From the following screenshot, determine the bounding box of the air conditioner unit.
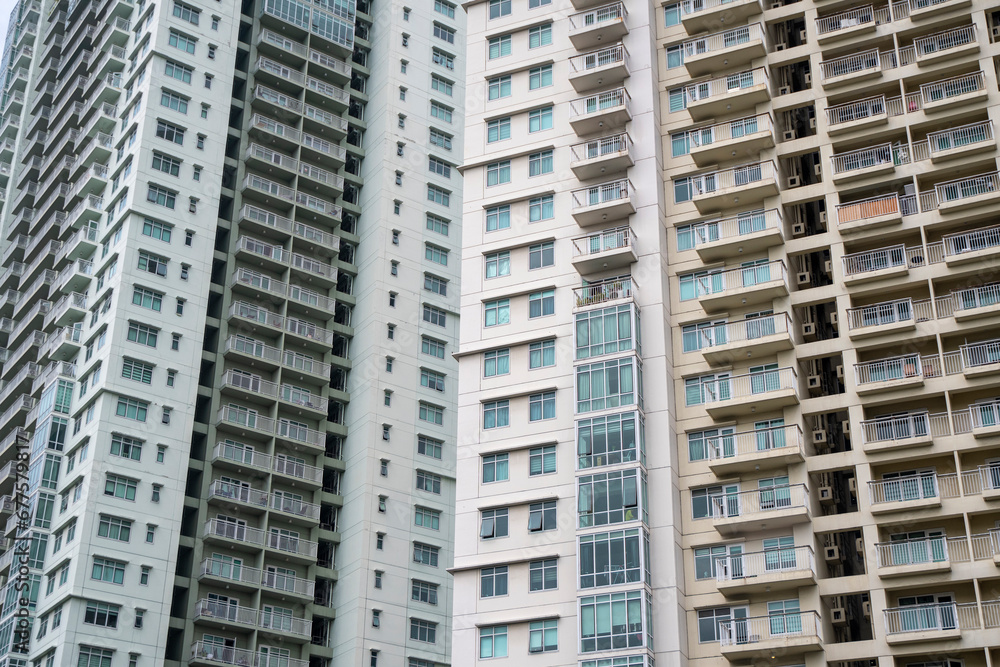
[771,1,781,7]
[778,85,792,95]
[819,486,834,503]
[836,364,844,379]
[818,210,828,224]
[799,29,808,42]
[824,545,841,562]
[993,26,1000,38]
[787,175,801,187]
[814,163,823,176]
[829,312,839,326]
[809,117,817,129]
[862,601,872,618]
[832,608,848,625]
[783,129,796,141]
[808,374,822,388]
[776,42,787,51]
[792,222,806,237]
[849,478,857,494]
[812,428,827,444]
[797,271,811,285]
[841,420,851,437]
[804,72,813,85]
[824,260,833,275]
[856,537,864,553]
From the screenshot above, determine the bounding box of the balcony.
[686,161,779,213]
[269,495,321,525]
[261,568,316,601]
[714,545,816,596]
[941,222,1000,266]
[568,88,631,135]
[826,96,891,135]
[895,0,970,19]
[699,366,799,419]
[207,479,269,513]
[966,464,1000,500]
[189,642,257,667]
[203,518,267,551]
[573,276,637,310]
[689,114,774,168]
[259,610,311,641]
[884,602,977,643]
[860,411,948,451]
[831,143,909,183]
[265,530,318,562]
[571,225,637,273]
[874,535,966,578]
[946,284,1000,322]
[846,298,933,339]
[275,419,325,452]
[685,68,770,121]
[211,440,273,475]
[222,335,281,372]
[568,3,628,50]
[815,6,886,43]
[681,0,761,30]
[682,24,766,77]
[239,204,340,257]
[706,424,804,475]
[709,484,810,535]
[910,24,977,65]
[272,455,324,487]
[228,301,284,336]
[920,171,1000,213]
[719,611,822,660]
[868,472,958,514]
[194,599,258,630]
[242,173,295,210]
[570,133,633,180]
[967,399,1000,438]
[692,313,794,366]
[568,44,629,93]
[695,260,788,311]
[198,557,262,592]
[688,208,783,262]
[842,244,925,286]
[921,121,995,163]
[571,179,635,226]
[918,71,986,112]
[854,353,941,396]
[820,49,895,87]
[216,405,276,441]
[957,339,1000,378]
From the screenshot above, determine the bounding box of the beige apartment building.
[456,0,1000,666]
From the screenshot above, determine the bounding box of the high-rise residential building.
[457,0,1000,666]
[0,0,463,664]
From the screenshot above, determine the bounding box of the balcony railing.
[573,277,637,308]
[925,121,993,159]
[685,161,777,198]
[694,367,797,406]
[831,143,908,174]
[874,535,968,568]
[860,411,950,445]
[212,441,272,471]
[569,87,630,118]
[714,545,814,582]
[190,642,256,666]
[571,133,631,163]
[194,599,259,626]
[262,569,315,597]
[884,602,979,635]
[842,245,924,276]
[854,354,931,385]
[270,495,320,520]
[687,260,787,299]
[920,171,1000,211]
[690,114,772,149]
[890,0,964,16]
[569,43,628,74]
[682,23,764,58]
[570,2,627,28]
[820,49,895,79]
[942,222,1000,258]
[203,518,267,546]
[912,24,975,59]
[685,68,768,106]
[960,339,1000,370]
[266,530,318,558]
[815,5,886,35]
[572,226,636,258]
[919,71,985,107]
[217,405,276,434]
[846,297,933,330]
[684,313,792,352]
[571,179,634,209]
[719,611,821,647]
[199,557,262,586]
[706,423,802,461]
[208,479,269,506]
[868,472,960,505]
[709,484,809,519]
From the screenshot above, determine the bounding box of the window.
[577,358,640,412]
[374,571,383,589]
[132,286,163,311]
[486,117,511,143]
[433,23,455,43]
[480,626,508,658]
[529,150,554,176]
[664,2,681,25]
[168,30,197,54]
[418,436,443,460]
[530,0,551,6]
[414,507,441,530]
[164,60,193,83]
[424,274,448,296]
[152,152,181,177]
[156,119,185,144]
[486,161,511,186]
[423,305,447,327]
[196,134,205,149]
[416,471,442,494]
[529,620,558,653]
[211,15,219,29]
[530,445,556,475]
[576,304,638,360]
[92,557,126,584]
[426,213,450,236]
[581,591,648,652]
[488,75,511,100]
[529,559,558,591]
[578,412,643,469]
[486,205,510,231]
[695,543,743,580]
[668,86,686,113]
[432,48,454,69]
[116,397,148,422]
[422,337,446,359]
[420,369,445,392]
[480,566,507,597]
[580,528,647,587]
[157,445,166,462]
[430,101,453,123]
[484,299,510,327]
[79,647,115,667]
[110,434,143,460]
[147,184,176,208]
[427,185,451,206]
[480,508,508,538]
[485,349,510,377]
[482,453,509,482]
[528,106,554,133]
[579,469,645,527]
[528,500,557,531]
[485,251,510,279]
[419,402,444,425]
[172,0,200,24]
[529,392,556,421]
[412,580,438,605]
[529,290,555,318]
[171,334,181,350]
[529,65,553,89]
[160,90,188,113]
[530,340,555,368]
[484,400,510,429]
[431,75,453,96]
[402,34,409,46]
[489,0,511,19]
[204,74,213,89]
[127,322,158,347]
[411,618,437,644]
[122,359,153,384]
[529,24,552,48]
[425,243,449,265]
[142,218,172,242]
[434,0,456,18]
[698,607,738,643]
[138,250,168,276]
[429,129,452,150]
[105,474,138,500]
[529,242,554,269]
[84,601,120,628]
[529,195,554,222]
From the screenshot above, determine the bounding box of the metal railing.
[203,519,267,546]
[961,339,1000,369]
[695,367,797,406]
[190,642,255,666]
[273,456,323,484]
[968,400,1000,430]
[921,171,1000,211]
[715,545,814,582]
[573,277,637,308]
[842,245,923,276]
[913,24,975,59]
[572,178,634,209]
[709,484,809,519]
[720,611,821,646]
[200,558,262,586]
[884,602,979,634]
[706,423,802,461]
[926,121,993,158]
[194,599,259,625]
[847,298,932,330]
[826,96,887,127]
[243,174,295,201]
[571,133,631,163]
[689,114,772,148]
[816,5,881,35]
[569,43,629,74]
[266,530,318,558]
[239,204,339,252]
[685,68,768,105]
[569,87,630,118]
[684,312,792,353]
[571,2,627,28]
[212,441,272,471]
[208,479,269,506]
[874,535,967,567]
[820,49,893,79]
[270,495,321,520]
[572,226,636,258]
[686,161,778,198]
[831,143,908,174]
[694,260,787,299]
[216,405,276,434]
[869,473,959,504]
[920,71,985,106]
[682,23,764,58]
[854,355,927,386]
[942,222,1000,257]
